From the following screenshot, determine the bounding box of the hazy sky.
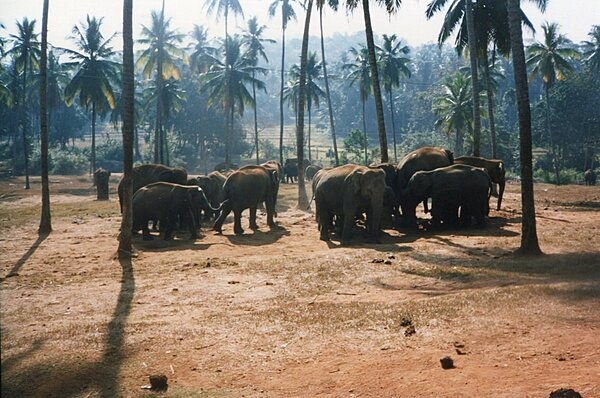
[1,0,598,51]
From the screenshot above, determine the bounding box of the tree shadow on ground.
[1,232,49,280]
[0,257,135,398]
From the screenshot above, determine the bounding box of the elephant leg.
[233,210,244,235]
[162,216,174,240]
[186,209,199,240]
[341,206,356,245]
[142,223,153,241]
[249,206,259,230]
[317,209,331,241]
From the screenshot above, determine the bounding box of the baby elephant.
[132,182,216,240]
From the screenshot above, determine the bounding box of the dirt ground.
[1,174,599,398]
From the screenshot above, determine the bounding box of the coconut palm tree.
[203,0,244,50]
[8,17,41,189]
[344,0,403,163]
[119,0,135,256]
[582,25,600,74]
[269,0,302,165]
[62,15,119,175]
[343,44,372,165]
[433,71,473,156]
[317,0,340,165]
[242,16,275,164]
[137,8,186,164]
[201,34,267,164]
[506,0,542,255]
[189,25,217,74]
[376,34,411,162]
[39,0,51,234]
[526,22,580,184]
[295,0,314,209]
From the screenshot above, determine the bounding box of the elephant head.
[344,166,386,243]
[454,156,505,210]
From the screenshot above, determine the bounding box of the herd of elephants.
[112,146,507,244]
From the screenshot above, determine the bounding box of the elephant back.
[396,147,454,189]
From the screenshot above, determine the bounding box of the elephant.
[305,164,322,181]
[212,164,279,235]
[283,158,311,183]
[118,163,188,212]
[405,164,492,229]
[194,171,226,219]
[584,169,596,186]
[370,162,400,225]
[454,156,505,210]
[93,168,111,200]
[132,182,216,240]
[396,147,454,226]
[313,164,386,244]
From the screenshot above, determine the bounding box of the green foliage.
[533,167,582,185]
[50,148,89,175]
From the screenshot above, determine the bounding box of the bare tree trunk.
[91,102,96,175]
[279,19,287,166]
[296,0,313,209]
[483,53,498,158]
[118,0,135,256]
[465,0,481,157]
[319,6,339,166]
[506,0,541,255]
[39,0,52,235]
[361,0,388,163]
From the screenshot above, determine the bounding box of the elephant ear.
[268,169,279,186]
[347,169,363,195]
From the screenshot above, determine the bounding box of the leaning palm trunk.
[506,0,541,255]
[387,86,398,162]
[278,23,287,166]
[319,6,339,166]
[361,0,388,163]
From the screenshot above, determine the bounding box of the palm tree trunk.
[361,0,388,163]
[544,86,560,184]
[388,86,398,162]
[39,0,51,235]
[119,0,135,256]
[362,98,367,165]
[465,0,481,157]
[91,102,97,175]
[252,76,259,164]
[506,0,541,255]
[296,0,313,209]
[278,20,287,166]
[22,59,30,189]
[483,53,498,158]
[319,6,339,166]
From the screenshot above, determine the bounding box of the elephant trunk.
[497,181,505,210]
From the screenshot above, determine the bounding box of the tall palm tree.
[345,0,403,163]
[242,16,275,164]
[201,34,267,164]
[137,8,186,164]
[377,34,411,162]
[343,44,372,165]
[286,53,325,162]
[8,17,40,189]
[464,0,481,157]
[203,0,244,50]
[582,25,600,74]
[296,0,314,209]
[317,0,340,165]
[269,0,301,165]
[119,0,134,256]
[506,0,541,255]
[189,25,216,74]
[526,22,580,184]
[39,0,51,234]
[62,15,119,175]
[433,71,473,155]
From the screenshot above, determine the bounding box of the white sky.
[1,0,598,51]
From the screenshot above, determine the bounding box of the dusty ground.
[1,174,599,398]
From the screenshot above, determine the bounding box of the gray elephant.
[584,169,596,186]
[283,158,311,183]
[305,164,322,180]
[118,163,188,212]
[132,182,216,240]
[405,164,492,229]
[213,164,279,235]
[194,171,226,219]
[370,162,400,225]
[454,156,505,210]
[94,168,111,200]
[313,164,386,244]
[396,147,454,225]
